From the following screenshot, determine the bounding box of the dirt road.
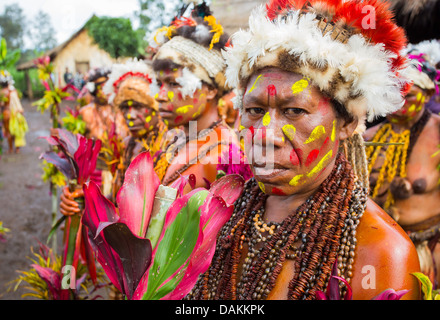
[0,99,64,299]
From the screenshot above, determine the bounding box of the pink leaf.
[116,151,160,238]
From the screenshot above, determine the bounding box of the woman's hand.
[60,186,84,216]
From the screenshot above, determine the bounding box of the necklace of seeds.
[186,152,367,300]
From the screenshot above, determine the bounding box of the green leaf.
[411,272,433,300]
[46,215,66,244]
[0,38,7,61]
[144,190,208,300]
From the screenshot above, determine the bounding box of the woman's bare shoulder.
[350,199,421,299]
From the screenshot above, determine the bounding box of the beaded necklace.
[366,108,432,209]
[186,153,367,300]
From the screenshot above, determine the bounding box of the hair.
[0,81,8,88]
[152,59,182,73]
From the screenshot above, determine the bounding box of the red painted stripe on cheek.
[290,148,302,166]
[306,149,319,166]
[272,187,286,195]
[319,136,330,154]
[175,115,183,123]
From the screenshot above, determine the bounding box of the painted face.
[95,82,109,105]
[241,68,342,196]
[155,67,209,127]
[119,100,159,138]
[388,85,428,123]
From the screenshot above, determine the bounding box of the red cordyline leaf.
[372,289,410,300]
[116,151,160,238]
[31,264,65,300]
[82,151,159,299]
[161,175,245,300]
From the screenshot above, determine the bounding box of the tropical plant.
[82,150,245,300]
[411,272,440,300]
[0,221,10,243]
[316,262,410,300]
[61,107,86,135]
[0,37,21,70]
[40,128,102,298]
[8,242,107,300]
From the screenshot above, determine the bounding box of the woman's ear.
[338,117,359,141]
[204,85,218,100]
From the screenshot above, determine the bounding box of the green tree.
[0,3,26,51]
[136,0,186,36]
[85,16,140,59]
[29,11,57,52]
[0,38,21,70]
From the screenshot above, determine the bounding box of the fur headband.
[223,0,411,132]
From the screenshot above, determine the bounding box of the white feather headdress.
[223,1,412,133]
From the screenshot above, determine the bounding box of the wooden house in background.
[211,0,266,34]
[16,17,122,99]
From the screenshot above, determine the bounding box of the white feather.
[176,67,203,98]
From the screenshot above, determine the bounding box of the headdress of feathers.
[152,1,229,94]
[224,0,412,135]
[0,70,14,86]
[85,67,111,96]
[405,39,440,94]
[103,58,158,111]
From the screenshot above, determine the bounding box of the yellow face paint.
[305,125,326,144]
[307,150,333,177]
[127,113,131,119]
[167,91,174,101]
[291,78,309,95]
[176,105,194,114]
[258,182,266,193]
[289,174,303,186]
[417,92,422,102]
[421,96,426,105]
[239,125,245,131]
[154,93,159,99]
[408,104,416,113]
[262,112,271,126]
[164,119,169,126]
[282,124,296,141]
[331,120,337,142]
[248,75,263,94]
[152,111,156,116]
[127,100,133,106]
[145,115,152,123]
[129,121,134,127]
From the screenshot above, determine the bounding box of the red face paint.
[317,97,330,116]
[177,92,183,100]
[305,149,319,166]
[319,136,330,154]
[267,84,277,96]
[271,187,286,195]
[175,115,183,124]
[290,148,302,166]
[193,98,199,104]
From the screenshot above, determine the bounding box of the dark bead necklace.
[186,152,367,300]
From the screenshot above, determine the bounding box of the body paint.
[175,115,183,124]
[258,181,266,193]
[289,174,303,186]
[290,148,302,166]
[305,125,326,144]
[282,124,296,141]
[330,121,336,142]
[267,84,277,96]
[305,149,319,166]
[271,187,286,195]
[291,78,309,95]
[176,105,194,114]
[307,150,333,178]
[248,75,263,94]
[168,91,174,101]
[262,112,271,127]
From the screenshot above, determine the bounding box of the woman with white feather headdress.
[187,0,421,300]
[149,1,250,193]
[364,38,440,287]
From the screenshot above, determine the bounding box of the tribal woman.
[0,70,28,154]
[364,42,440,286]
[150,2,250,192]
[186,0,420,300]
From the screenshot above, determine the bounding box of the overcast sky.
[0,0,140,48]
